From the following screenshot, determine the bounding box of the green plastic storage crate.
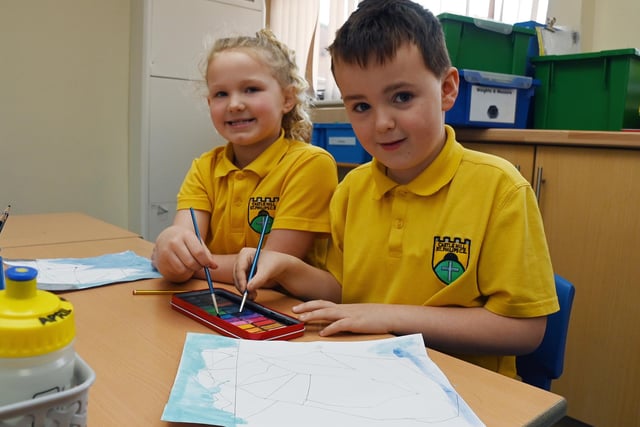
[532,48,640,131]
[438,13,536,76]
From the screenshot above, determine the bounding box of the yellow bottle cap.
[0,266,75,358]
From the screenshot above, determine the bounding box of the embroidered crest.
[248,197,277,234]
[432,236,471,285]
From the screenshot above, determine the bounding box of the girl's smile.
[225,118,256,128]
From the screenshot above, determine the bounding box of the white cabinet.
[146,77,215,239]
[129,0,264,240]
[149,0,264,80]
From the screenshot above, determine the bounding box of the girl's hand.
[292,300,394,337]
[153,225,217,282]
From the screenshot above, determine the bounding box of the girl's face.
[206,49,294,167]
[334,43,459,184]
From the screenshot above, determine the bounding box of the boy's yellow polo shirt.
[325,126,558,377]
[177,131,337,254]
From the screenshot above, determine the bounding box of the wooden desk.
[0,212,140,248]
[2,237,567,427]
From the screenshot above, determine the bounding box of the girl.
[152,29,337,284]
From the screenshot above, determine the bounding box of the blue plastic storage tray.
[446,69,538,128]
[311,123,371,164]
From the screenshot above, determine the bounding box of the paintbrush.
[189,207,219,315]
[239,212,271,312]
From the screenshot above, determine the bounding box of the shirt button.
[395,219,404,228]
[236,172,245,180]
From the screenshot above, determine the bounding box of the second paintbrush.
[239,212,271,312]
[189,207,219,315]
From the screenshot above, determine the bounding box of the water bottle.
[0,266,76,407]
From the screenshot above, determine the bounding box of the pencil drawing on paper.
[162,333,485,427]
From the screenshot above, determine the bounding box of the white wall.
[547,0,640,52]
[0,1,130,229]
[590,0,640,51]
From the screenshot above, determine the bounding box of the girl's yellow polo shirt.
[177,131,337,253]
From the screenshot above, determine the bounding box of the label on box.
[328,136,356,146]
[469,85,517,124]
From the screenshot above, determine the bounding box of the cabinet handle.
[534,167,544,202]
[155,205,169,215]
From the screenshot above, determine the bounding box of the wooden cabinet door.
[535,146,640,426]
[462,142,535,183]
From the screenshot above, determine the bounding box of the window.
[269,0,549,102]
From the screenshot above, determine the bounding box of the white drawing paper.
[162,333,485,427]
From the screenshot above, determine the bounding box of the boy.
[234,0,559,378]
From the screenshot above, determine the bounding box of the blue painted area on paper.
[374,335,483,426]
[3,250,162,291]
[161,333,246,427]
[42,250,158,273]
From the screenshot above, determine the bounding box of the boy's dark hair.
[328,0,451,78]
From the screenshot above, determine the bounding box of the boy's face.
[334,43,458,184]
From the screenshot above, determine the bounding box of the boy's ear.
[441,67,459,112]
[282,84,297,114]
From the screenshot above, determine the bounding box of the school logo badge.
[248,196,277,234]
[432,236,471,285]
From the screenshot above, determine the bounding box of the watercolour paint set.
[171,288,305,340]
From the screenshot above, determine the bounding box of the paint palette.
[171,289,305,340]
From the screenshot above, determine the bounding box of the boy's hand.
[153,225,217,282]
[292,300,394,337]
[233,248,291,300]
[234,249,342,304]
[233,247,259,301]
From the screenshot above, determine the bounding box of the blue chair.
[516,274,576,390]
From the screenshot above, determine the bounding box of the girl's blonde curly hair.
[204,28,312,142]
